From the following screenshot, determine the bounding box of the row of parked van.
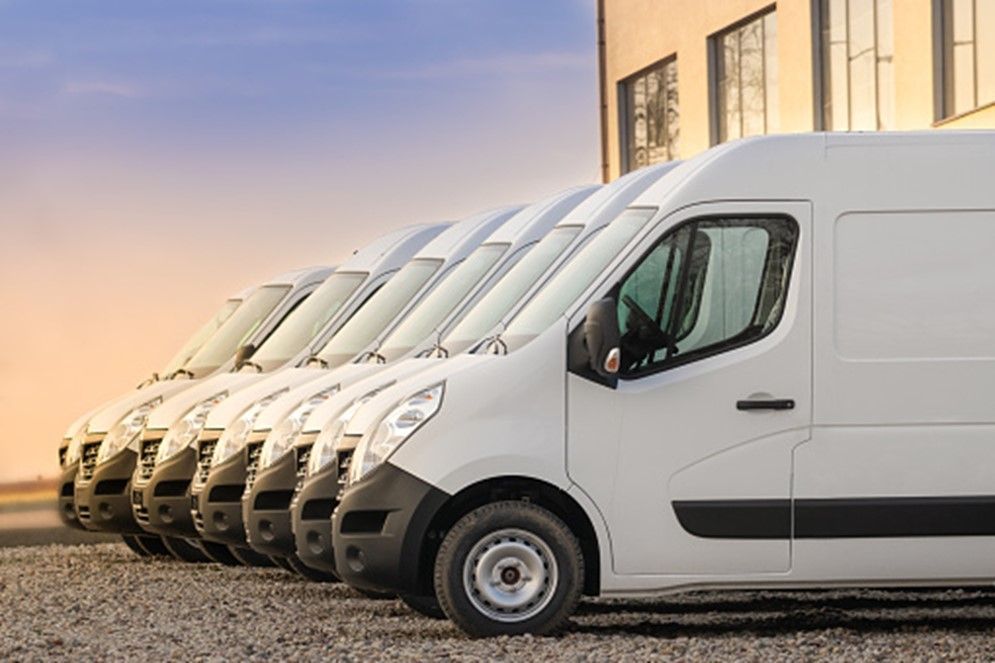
[61,132,995,637]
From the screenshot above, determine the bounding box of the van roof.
[484,186,600,245]
[335,223,450,274]
[631,131,995,213]
[565,162,681,230]
[414,206,524,262]
[263,265,334,287]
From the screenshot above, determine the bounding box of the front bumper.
[74,440,141,534]
[192,432,264,546]
[58,461,85,530]
[332,463,449,595]
[132,433,198,538]
[291,460,340,574]
[243,441,312,557]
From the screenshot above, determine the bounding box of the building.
[597,0,994,181]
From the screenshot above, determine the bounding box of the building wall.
[599,0,995,181]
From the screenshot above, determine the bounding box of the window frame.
[936,0,995,121]
[617,54,679,174]
[708,5,779,145]
[612,213,800,380]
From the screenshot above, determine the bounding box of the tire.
[286,554,339,583]
[352,587,395,600]
[270,556,295,572]
[200,540,242,566]
[163,536,211,563]
[121,535,150,557]
[434,500,583,638]
[229,546,276,567]
[400,593,446,619]
[135,535,172,557]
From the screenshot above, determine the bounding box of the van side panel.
[795,208,995,581]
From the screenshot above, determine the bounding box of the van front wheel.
[434,500,583,637]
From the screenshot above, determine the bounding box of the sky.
[0,0,600,483]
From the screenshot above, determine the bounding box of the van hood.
[86,378,203,433]
[144,372,261,430]
[344,354,489,438]
[300,358,441,435]
[200,367,326,429]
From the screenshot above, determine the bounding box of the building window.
[942,0,995,117]
[713,9,779,143]
[819,0,895,130]
[619,57,679,173]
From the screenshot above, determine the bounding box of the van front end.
[131,428,200,539]
[241,436,306,559]
[58,434,86,530]
[192,430,263,551]
[74,431,144,534]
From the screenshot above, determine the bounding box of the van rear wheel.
[434,500,583,637]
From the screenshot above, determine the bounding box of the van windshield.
[183,285,290,375]
[442,226,583,354]
[501,208,657,351]
[379,244,508,361]
[161,298,241,376]
[315,259,441,367]
[251,272,367,371]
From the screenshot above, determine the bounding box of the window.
[713,9,779,143]
[941,0,995,117]
[619,57,679,173]
[615,217,798,376]
[819,0,895,130]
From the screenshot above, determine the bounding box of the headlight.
[258,386,339,470]
[307,383,393,477]
[210,389,288,467]
[348,383,443,485]
[96,397,164,464]
[64,426,88,467]
[155,391,228,465]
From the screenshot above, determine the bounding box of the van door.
[567,201,811,576]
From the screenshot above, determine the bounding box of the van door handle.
[736,398,795,411]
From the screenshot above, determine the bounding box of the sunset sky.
[0,0,600,482]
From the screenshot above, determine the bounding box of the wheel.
[121,535,150,557]
[200,540,242,566]
[400,593,446,619]
[229,546,276,567]
[352,587,395,600]
[286,553,339,583]
[434,501,583,637]
[270,556,295,572]
[135,535,172,557]
[163,536,211,563]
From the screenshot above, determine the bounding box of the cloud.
[62,80,144,99]
[370,51,593,81]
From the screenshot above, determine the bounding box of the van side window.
[616,216,798,376]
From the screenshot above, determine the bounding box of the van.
[119,223,449,563]
[72,266,333,550]
[289,165,678,586]
[58,288,248,546]
[329,132,995,637]
[137,211,516,565]
[240,187,600,576]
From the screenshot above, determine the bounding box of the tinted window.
[160,298,240,376]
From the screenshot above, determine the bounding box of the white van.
[140,210,517,564]
[58,289,247,538]
[239,186,600,574]
[289,165,678,583]
[114,223,450,562]
[72,265,332,539]
[330,132,995,637]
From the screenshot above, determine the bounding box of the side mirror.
[234,344,256,368]
[583,298,621,378]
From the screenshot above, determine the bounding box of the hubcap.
[462,528,558,623]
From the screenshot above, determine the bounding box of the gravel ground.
[3,543,995,661]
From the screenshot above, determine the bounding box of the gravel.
[3,542,995,661]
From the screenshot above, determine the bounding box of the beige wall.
[600,0,994,181]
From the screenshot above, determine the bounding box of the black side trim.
[94,479,129,496]
[673,495,995,539]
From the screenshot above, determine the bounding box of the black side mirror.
[234,344,256,368]
[583,298,621,379]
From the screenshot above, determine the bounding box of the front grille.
[136,437,162,482]
[244,441,264,491]
[77,505,91,521]
[78,441,102,482]
[195,438,218,486]
[335,449,353,498]
[58,447,67,466]
[293,447,311,493]
[191,494,204,531]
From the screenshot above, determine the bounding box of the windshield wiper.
[484,334,508,356]
[304,355,329,368]
[358,350,386,365]
[240,360,264,373]
[170,368,194,379]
